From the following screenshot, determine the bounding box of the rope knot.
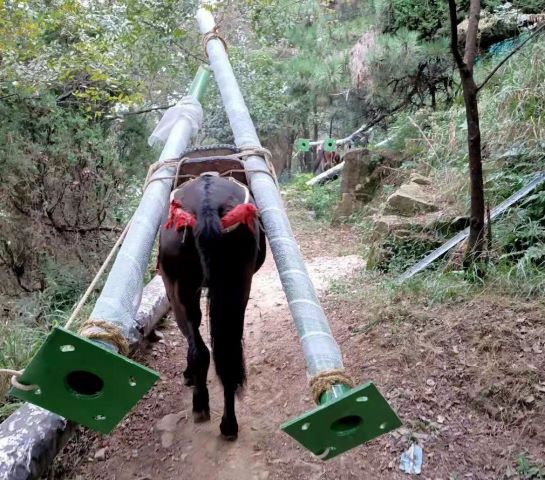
[203,26,228,58]
[79,320,130,357]
[309,368,355,404]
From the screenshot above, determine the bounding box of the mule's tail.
[193,176,223,282]
[193,176,246,392]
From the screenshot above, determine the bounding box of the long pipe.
[88,66,210,347]
[196,9,346,397]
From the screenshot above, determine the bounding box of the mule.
[157,173,266,440]
[313,143,341,174]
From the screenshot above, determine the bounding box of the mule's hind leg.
[172,285,211,422]
[163,283,193,386]
[209,274,253,440]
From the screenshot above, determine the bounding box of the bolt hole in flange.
[330,415,363,437]
[66,370,104,397]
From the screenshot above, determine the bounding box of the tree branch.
[138,18,207,63]
[464,0,482,70]
[477,22,545,92]
[45,224,123,234]
[448,0,465,69]
[348,102,407,142]
[0,93,19,101]
[109,104,174,119]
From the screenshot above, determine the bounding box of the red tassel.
[165,200,196,231]
[165,200,257,234]
[221,203,258,233]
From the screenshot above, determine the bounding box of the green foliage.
[366,34,545,301]
[37,259,89,321]
[0,320,48,413]
[493,186,545,276]
[376,0,515,38]
[245,0,374,143]
[392,270,475,305]
[306,180,341,221]
[367,29,453,109]
[511,0,545,13]
[0,0,200,113]
[0,0,199,417]
[378,0,449,38]
[515,453,545,479]
[285,174,341,222]
[375,233,444,273]
[504,452,545,479]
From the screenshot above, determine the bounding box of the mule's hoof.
[193,410,210,423]
[220,417,238,440]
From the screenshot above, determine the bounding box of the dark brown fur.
[158,175,266,439]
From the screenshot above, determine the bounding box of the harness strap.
[165,177,257,234]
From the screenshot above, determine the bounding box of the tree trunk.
[461,71,485,261]
[449,0,485,265]
[286,131,295,175]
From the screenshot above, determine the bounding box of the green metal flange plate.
[323,138,337,152]
[9,327,160,434]
[281,382,402,460]
[296,138,311,152]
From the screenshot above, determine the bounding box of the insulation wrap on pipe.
[196,9,344,378]
[88,96,203,348]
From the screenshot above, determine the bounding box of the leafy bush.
[377,0,450,38]
[374,232,444,273]
[285,174,341,222]
[376,0,526,38]
[511,0,545,13]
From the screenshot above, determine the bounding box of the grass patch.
[0,320,48,418]
[505,452,545,479]
[0,259,95,420]
[284,173,341,222]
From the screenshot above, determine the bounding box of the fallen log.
[306,161,345,186]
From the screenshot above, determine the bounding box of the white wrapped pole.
[196,9,345,382]
[306,161,345,186]
[89,89,205,346]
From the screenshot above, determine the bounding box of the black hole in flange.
[66,370,104,396]
[330,415,363,437]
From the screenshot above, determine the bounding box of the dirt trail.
[59,210,545,480]
[71,227,370,480]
